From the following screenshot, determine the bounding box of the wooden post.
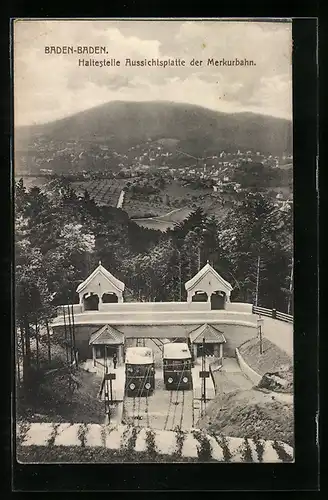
[255,255,260,307]
[35,319,39,370]
[70,302,77,367]
[67,302,74,366]
[46,319,51,364]
[202,337,206,404]
[109,377,113,403]
[287,257,293,315]
[177,249,182,302]
[62,306,70,367]
[257,316,264,355]
[193,343,197,361]
[16,328,21,384]
[19,325,25,361]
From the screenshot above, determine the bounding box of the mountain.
[15,101,292,173]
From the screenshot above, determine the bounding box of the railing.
[252,305,293,324]
[276,311,293,324]
[209,358,223,395]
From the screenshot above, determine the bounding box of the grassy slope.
[198,338,294,446]
[239,337,293,376]
[198,388,294,447]
[17,368,105,424]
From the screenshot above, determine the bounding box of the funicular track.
[122,338,194,431]
[123,373,194,431]
[163,389,186,431]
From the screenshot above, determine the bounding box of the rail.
[252,305,293,324]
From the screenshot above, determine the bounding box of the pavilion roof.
[184,262,232,292]
[188,323,226,344]
[76,263,125,294]
[89,325,124,345]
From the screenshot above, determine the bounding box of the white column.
[219,343,223,360]
[79,294,85,312]
[116,346,120,365]
[193,343,198,360]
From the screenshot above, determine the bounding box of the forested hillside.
[15,177,292,389]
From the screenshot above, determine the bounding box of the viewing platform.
[52,306,256,327]
[51,262,293,360]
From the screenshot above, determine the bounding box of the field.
[71,179,127,207]
[17,176,243,231]
[123,179,233,230]
[17,177,127,208]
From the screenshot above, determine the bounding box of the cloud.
[13,20,292,126]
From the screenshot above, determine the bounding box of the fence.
[252,305,293,324]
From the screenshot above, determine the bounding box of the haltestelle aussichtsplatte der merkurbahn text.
[44,47,256,67]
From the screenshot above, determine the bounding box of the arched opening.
[102,292,118,303]
[83,293,99,311]
[210,291,226,310]
[211,291,226,310]
[192,291,208,302]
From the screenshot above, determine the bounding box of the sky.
[14,19,292,126]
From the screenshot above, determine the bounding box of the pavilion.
[52,262,256,363]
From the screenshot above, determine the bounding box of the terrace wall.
[98,301,211,313]
[52,321,257,359]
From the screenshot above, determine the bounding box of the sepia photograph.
[14,19,294,464]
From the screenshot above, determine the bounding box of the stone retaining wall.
[235,347,262,385]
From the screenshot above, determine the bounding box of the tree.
[15,215,56,389]
[218,191,292,309]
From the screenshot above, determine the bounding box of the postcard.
[14,18,294,464]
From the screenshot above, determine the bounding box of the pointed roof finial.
[98,260,102,266]
[207,259,210,264]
